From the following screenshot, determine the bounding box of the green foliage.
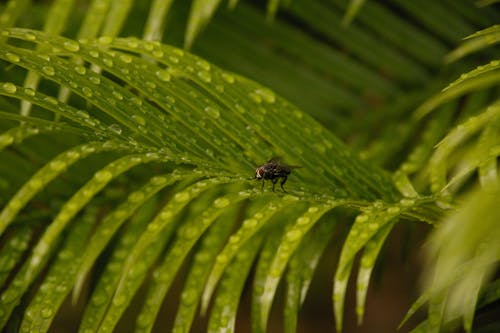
[0,1,499,333]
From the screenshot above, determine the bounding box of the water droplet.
[166,96,176,104]
[286,229,303,242]
[75,65,86,75]
[2,82,17,94]
[136,313,152,328]
[25,33,36,41]
[50,160,67,171]
[234,104,246,113]
[146,81,156,89]
[112,91,123,100]
[41,308,53,318]
[6,52,20,63]
[221,72,235,83]
[297,216,310,226]
[255,88,275,103]
[112,295,126,306]
[131,115,146,126]
[129,192,145,202]
[98,36,113,44]
[108,123,122,134]
[82,87,93,97]
[213,197,230,208]
[63,40,80,52]
[197,70,212,83]
[156,69,171,82]
[0,134,14,146]
[76,110,90,119]
[205,106,220,119]
[356,215,368,223]
[248,92,262,104]
[119,54,132,63]
[127,39,139,48]
[94,170,113,182]
[42,66,55,76]
[308,206,319,213]
[174,192,190,202]
[387,206,400,214]
[103,57,114,67]
[22,88,35,97]
[168,56,179,63]
[153,49,164,58]
[1,289,18,303]
[399,198,415,206]
[89,76,101,84]
[89,50,99,58]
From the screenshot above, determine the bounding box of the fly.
[254,158,299,192]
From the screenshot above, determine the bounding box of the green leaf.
[20,207,96,333]
[207,235,263,333]
[446,25,500,62]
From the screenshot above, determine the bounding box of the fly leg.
[261,178,265,190]
[272,178,278,192]
[280,176,288,192]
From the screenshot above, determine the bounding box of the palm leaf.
[0,1,499,332]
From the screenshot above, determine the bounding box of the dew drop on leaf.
[42,66,55,76]
[98,36,113,44]
[169,56,179,63]
[103,57,114,67]
[82,87,93,97]
[356,215,368,223]
[108,123,122,134]
[297,216,311,225]
[213,197,230,208]
[255,88,275,103]
[49,160,67,171]
[75,65,86,75]
[221,72,235,84]
[41,308,53,319]
[112,91,123,100]
[94,170,113,182]
[89,76,101,84]
[128,192,145,203]
[25,33,36,41]
[174,192,190,202]
[0,134,14,146]
[197,70,212,83]
[387,206,400,214]
[286,229,303,242]
[156,69,171,82]
[5,52,20,63]
[131,115,146,126]
[400,198,415,206]
[153,49,164,58]
[205,106,220,119]
[63,40,80,52]
[2,82,17,94]
[248,92,262,104]
[119,54,132,63]
[24,88,35,96]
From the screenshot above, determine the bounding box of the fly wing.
[267,157,281,164]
